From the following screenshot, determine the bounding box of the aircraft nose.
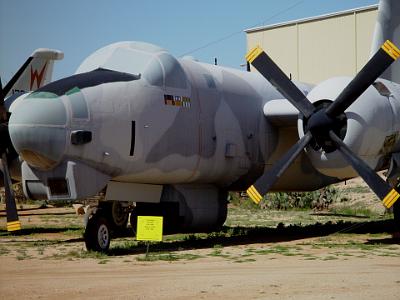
[8,93,67,170]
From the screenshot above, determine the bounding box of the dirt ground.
[1,250,399,300]
[1,177,400,299]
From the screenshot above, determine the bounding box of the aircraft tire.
[84,214,111,252]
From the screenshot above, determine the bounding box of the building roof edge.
[244,4,378,33]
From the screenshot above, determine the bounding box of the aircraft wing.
[263,98,299,127]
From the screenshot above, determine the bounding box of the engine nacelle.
[134,184,227,234]
[298,77,400,179]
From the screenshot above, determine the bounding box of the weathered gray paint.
[371,0,400,83]
[7,0,400,201]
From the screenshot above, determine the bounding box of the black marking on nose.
[129,121,135,156]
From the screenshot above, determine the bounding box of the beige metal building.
[245,5,378,84]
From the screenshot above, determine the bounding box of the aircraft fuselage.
[8,42,400,201]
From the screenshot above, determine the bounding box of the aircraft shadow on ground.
[0,226,82,236]
[1,219,398,255]
[310,212,370,219]
[0,207,75,217]
[108,219,399,256]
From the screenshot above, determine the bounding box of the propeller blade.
[247,132,313,204]
[0,56,34,102]
[1,153,21,232]
[0,77,7,122]
[329,131,399,208]
[246,46,315,118]
[326,40,400,117]
[0,77,5,120]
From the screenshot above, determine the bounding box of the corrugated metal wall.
[246,8,377,84]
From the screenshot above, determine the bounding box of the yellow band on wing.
[381,40,400,60]
[246,46,263,63]
[247,185,263,204]
[382,189,400,208]
[7,220,21,232]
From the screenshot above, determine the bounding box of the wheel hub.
[97,224,109,249]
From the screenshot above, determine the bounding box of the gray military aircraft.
[1,0,400,252]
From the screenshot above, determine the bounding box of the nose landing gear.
[84,213,111,252]
[84,201,131,252]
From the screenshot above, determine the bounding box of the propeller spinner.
[246,40,400,209]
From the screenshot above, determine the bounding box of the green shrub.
[229,186,340,210]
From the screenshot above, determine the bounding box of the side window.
[66,88,89,119]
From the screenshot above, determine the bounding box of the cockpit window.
[35,68,140,96]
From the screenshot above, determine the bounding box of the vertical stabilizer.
[371,0,400,83]
[2,49,64,98]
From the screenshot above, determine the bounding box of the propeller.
[1,153,20,232]
[246,47,315,118]
[246,40,400,208]
[0,75,22,232]
[0,49,63,232]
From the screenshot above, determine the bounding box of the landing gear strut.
[99,201,129,230]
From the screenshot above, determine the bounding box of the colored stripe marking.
[386,40,400,57]
[246,46,263,63]
[381,40,400,60]
[247,185,263,204]
[247,188,258,203]
[250,186,262,201]
[382,189,400,208]
[382,190,396,206]
[385,189,398,206]
[7,220,21,232]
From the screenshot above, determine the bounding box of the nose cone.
[9,92,67,170]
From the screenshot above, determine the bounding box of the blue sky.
[0,0,378,83]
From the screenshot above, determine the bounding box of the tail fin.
[370,0,400,83]
[2,48,64,98]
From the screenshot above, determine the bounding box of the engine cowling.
[298,77,400,179]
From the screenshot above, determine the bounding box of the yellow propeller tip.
[245,46,263,63]
[381,40,400,60]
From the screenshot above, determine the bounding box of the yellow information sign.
[136,216,163,242]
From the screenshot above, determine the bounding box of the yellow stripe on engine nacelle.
[7,221,21,232]
[245,46,263,63]
[381,40,400,60]
[247,185,263,204]
[382,189,400,208]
